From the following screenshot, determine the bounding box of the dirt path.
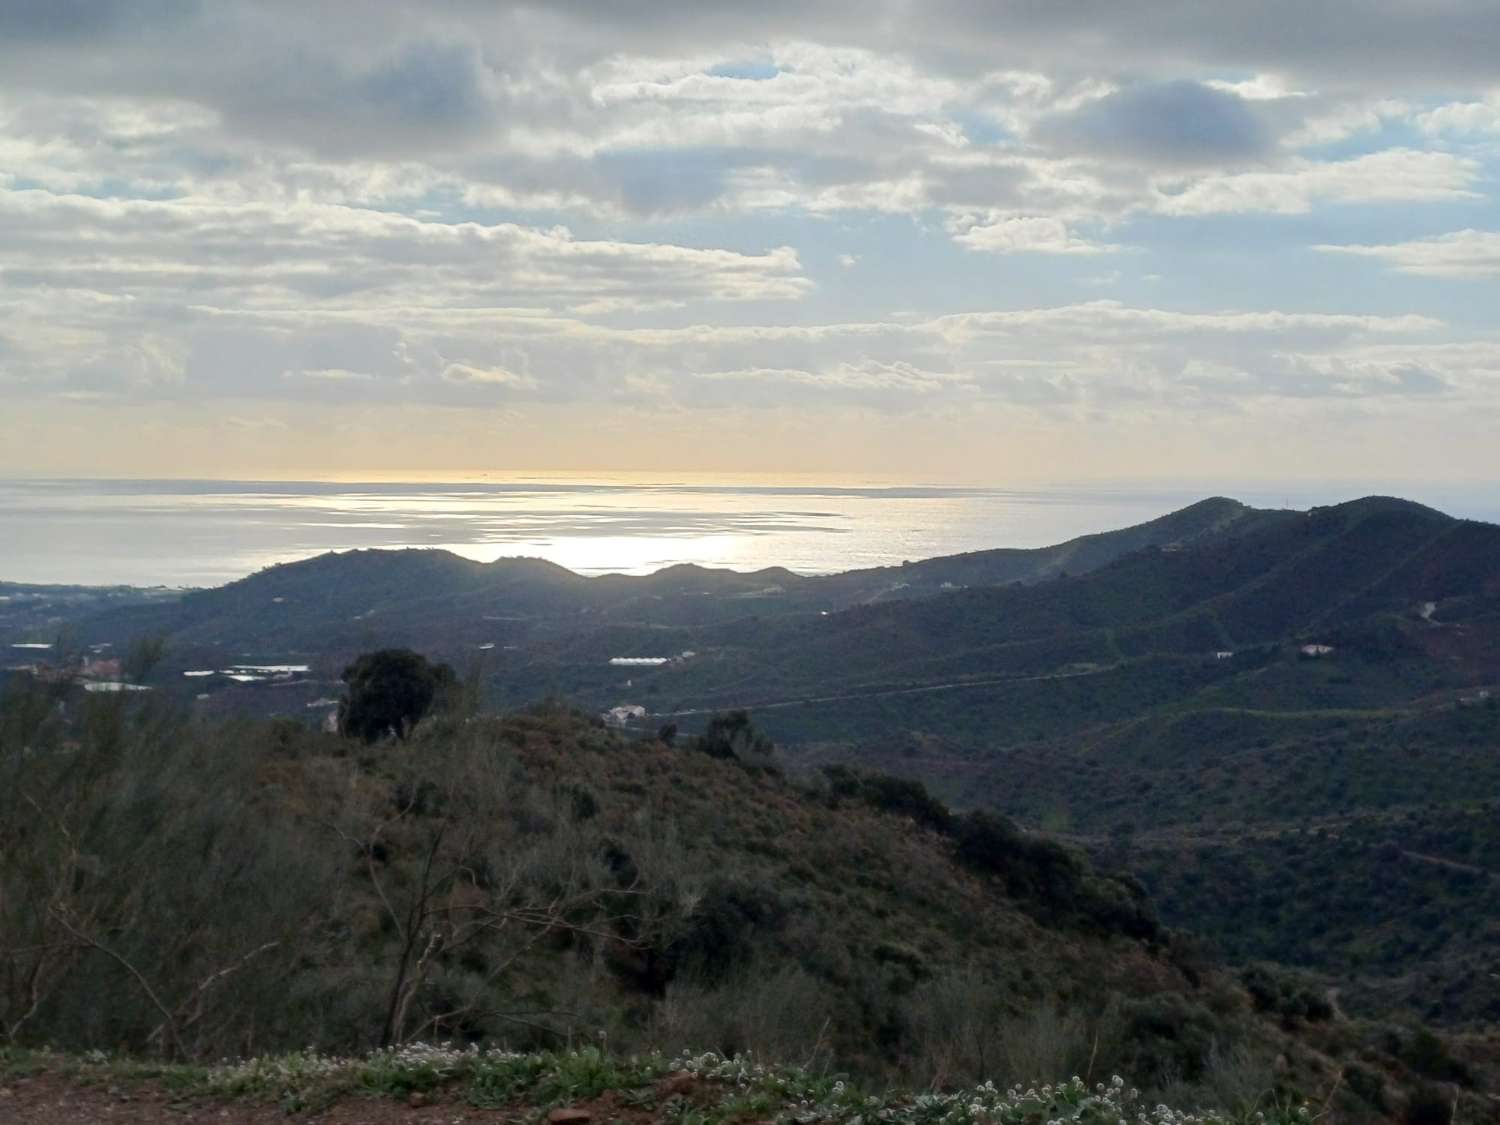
[1,1068,697,1125]
[0,1073,506,1124]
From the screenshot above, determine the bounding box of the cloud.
[283,368,376,382]
[1177,355,1453,400]
[1416,96,1500,136]
[927,301,1439,342]
[1154,149,1481,215]
[1035,81,1273,168]
[0,0,198,43]
[698,360,970,396]
[2,0,1498,475]
[0,187,812,311]
[947,213,1117,254]
[441,362,539,389]
[1317,230,1500,279]
[220,40,498,158]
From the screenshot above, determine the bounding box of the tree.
[338,649,456,743]
[123,634,169,682]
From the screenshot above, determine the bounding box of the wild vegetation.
[0,1045,1324,1124]
[6,684,1493,1122]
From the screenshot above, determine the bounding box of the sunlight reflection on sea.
[1,477,1496,588]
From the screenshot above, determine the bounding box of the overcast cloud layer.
[1,1,1497,480]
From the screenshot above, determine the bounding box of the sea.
[2,476,1497,589]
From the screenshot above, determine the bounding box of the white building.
[603,704,647,728]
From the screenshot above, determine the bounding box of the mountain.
[19,496,1291,657]
[550,496,1496,740]
[810,495,1296,603]
[7,494,1500,1040]
[746,499,1500,1030]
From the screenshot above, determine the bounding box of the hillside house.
[603,704,647,728]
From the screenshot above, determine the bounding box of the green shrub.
[670,878,787,984]
[694,710,776,768]
[1240,964,1334,1024]
[954,811,1159,940]
[859,772,955,833]
[1401,1027,1473,1087]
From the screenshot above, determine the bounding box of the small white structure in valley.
[1300,643,1336,657]
[1215,651,1235,660]
[603,704,647,728]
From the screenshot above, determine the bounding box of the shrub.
[851,770,955,833]
[670,878,787,984]
[1343,1062,1388,1111]
[694,710,775,768]
[1241,964,1335,1023]
[953,811,1159,940]
[1401,1027,1473,1086]
[1115,993,1222,1086]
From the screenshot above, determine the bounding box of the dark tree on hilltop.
[339,648,456,743]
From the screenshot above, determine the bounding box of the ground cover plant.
[0,1045,1327,1124]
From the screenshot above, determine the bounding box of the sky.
[1,1,1497,483]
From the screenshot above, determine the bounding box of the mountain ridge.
[21,494,1321,651]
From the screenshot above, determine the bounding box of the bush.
[694,710,775,768]
[669,878,787,984]
[1343,1062,1388,1111]
[1115,993,1222,1086]
[1401,1027,1473,1087]
[954,811,1159,940]
[1240,964,1334,1023]
[857,772,955,833]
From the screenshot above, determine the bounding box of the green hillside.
[7,686,1496,1122]
[7,494,1500,1093]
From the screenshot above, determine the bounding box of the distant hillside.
[758,499,1500,1031]
[812,496,1296,602]
[590,496,1498,737]
[30,496,1293,657]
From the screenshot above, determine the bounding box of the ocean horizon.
[3,476,1498,589]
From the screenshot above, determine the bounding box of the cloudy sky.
[2,1,1497,482]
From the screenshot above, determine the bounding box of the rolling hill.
[7,494,1500,1041]
[2,692,1492,1123]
